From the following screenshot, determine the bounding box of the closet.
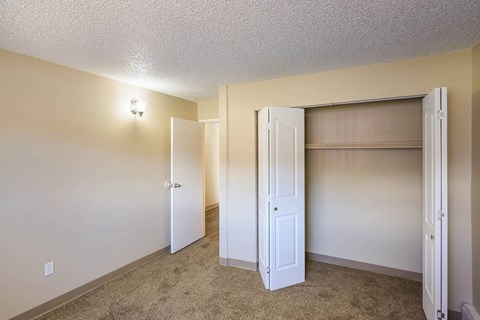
[305,99,423,274]
[257,88,448,320]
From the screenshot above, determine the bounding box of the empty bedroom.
[1,1,479,320]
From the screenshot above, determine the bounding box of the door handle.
[164,181,181,189]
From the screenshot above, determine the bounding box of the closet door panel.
[269,107,305,291]
[422,88,448,320]
[257,108,270,289]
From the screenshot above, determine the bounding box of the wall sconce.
[130,98,145,117]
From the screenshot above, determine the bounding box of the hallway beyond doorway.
[205,206,219,240]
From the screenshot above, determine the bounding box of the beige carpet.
[37,238,425,320]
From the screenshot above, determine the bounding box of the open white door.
[258,106,305,291]
[423,88,448,320]
[269,107,305,290]
[170,117,205,254]
[258,108,270,289]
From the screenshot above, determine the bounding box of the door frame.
[254,91,448,317]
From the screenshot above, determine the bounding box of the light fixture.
[130,98,145,117]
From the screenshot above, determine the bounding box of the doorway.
[169,118,220,251]
[256,89,448,320]
[302,90,448,320]
[305,98,423,278]
[203,121,220,240]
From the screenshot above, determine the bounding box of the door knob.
[274,207,278,211]
[164,181,181,189]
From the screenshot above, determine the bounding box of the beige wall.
[472,42,480,311]
[197,99,219,120]
[0,49,197,319]
[204,122,219,207]
[220,50,473,311]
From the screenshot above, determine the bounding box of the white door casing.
[258,106,305,291]
[170,117,205,254]
[422,88,448,320]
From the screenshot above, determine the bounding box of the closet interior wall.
[305,99,423,273]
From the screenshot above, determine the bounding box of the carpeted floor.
[37,238,425,320]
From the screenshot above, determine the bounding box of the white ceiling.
[1,1,479,101]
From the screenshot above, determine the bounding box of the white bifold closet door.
[258,106,305,291]
[422,88,448,320]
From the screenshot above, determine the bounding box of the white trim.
[199,119,220,123]
[219,86,229,260]
[439,87,448,318]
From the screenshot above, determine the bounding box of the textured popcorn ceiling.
[1,0,479,101]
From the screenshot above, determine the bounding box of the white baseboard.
[462,304,480,320]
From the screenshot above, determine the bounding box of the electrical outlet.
[44,261,54,277]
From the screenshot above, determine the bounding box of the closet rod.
[295,94,427,109]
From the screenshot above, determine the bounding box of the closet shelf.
[305,141,422,150]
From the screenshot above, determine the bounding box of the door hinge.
[437,210,445,220]
[266,267,270,274]
[437,110,446,120]
[266,122,271,130]
[437,310,445,319]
